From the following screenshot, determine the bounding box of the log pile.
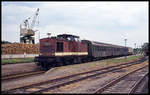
[2,43,39,54]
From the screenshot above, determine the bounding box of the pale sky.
[2,1,148,48]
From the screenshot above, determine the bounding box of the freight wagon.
[34,34,133,70]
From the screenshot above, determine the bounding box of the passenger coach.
[82,40,128,60]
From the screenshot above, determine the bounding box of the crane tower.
[20,8,39,44]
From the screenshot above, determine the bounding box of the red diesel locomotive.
[34,34,132,70]
[34,34,88,70]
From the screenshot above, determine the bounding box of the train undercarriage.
[34,55,89,70]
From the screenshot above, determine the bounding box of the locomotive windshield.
[57,34,80,41]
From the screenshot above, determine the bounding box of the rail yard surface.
[2,62,41,77]
[2,56,148,94]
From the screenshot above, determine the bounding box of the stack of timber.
[2,43,39,54]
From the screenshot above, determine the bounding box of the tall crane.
[20,8,39,44]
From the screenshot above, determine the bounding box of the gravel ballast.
[2,62,40,77]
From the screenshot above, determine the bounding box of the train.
[143,44,149,56]
[34,34,133,70]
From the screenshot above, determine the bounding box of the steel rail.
[129,72,148,94]
[2,71,45,81]
[94,65,148,94]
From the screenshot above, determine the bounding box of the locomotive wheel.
[56,62,63,67]
[73,57,81,64]
[78,57,81,64]
[41,62,49,71]
[73,58,78,64]
[82,59,87,63]
[64,61,70,65]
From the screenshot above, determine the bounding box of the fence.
[2,54,39,59]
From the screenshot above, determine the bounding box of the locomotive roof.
[57,34,79,38]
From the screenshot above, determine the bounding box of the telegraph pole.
[134,43,136,56]
[124,39,127,59]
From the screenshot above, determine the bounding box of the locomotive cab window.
[56,42,63,52]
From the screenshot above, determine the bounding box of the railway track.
[2,57,146,93]
[129,72,148,94]
[2,57,147,94]
[94,66,148,94]
[2,71,45,81]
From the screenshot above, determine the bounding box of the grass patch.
[102,55,143,65]
[56,55,143,70]
[47,55,144,76]
[1,58,34,65]
[1,55,143,66]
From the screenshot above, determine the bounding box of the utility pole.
[138,45,139,54]
[141,43,143,55]
[124,39,127,59]
[134,43,136,56]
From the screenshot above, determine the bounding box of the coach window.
[97,46,99,51]
[104,47,106,51]
[98,46,100,51]
[106,47,108,51]
[96,46,98,51]
[102,46,104,51]
[92,46,94,52]
[100,47,102,51]
[57,42,63,52]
